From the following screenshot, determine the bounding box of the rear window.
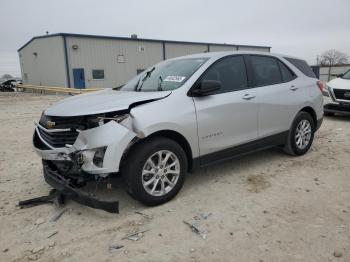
[278,61,296,82]
[284,57,316,78]
[250,55,282,86]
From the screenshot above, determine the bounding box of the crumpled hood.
[45,88,171,116]
[328,77,350,90]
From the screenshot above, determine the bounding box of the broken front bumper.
[43,160,119,213]
[33,120,137,174]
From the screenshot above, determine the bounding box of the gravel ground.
[0,92,349,262]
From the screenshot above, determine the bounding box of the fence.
[17,84,99,95]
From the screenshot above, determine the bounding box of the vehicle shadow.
[324,115,350,122]
[83,146,287,215]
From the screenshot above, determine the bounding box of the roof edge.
[18,32,271,52]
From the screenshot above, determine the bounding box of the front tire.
[284,111,315,156]
[122,137,187,206]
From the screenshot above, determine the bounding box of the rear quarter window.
[284,57,316,78]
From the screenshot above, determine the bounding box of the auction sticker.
[164,76,186,82]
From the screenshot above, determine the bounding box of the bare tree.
[320,49,349,66]
[1,74,13,80]
[319,50,349,80]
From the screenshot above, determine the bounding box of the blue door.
[73,68,85,89]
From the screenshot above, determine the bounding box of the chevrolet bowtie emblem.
[47,120,55,128]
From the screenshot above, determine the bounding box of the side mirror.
[337,73,344,78]
[192,80,221,96]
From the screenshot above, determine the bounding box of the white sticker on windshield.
[164,76,186,82]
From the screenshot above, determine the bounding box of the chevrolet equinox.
[33,51,324,209]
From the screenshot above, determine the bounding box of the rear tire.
[122,137,187,206]
[284,111,315,156]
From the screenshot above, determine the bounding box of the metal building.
[18,33,271,89]
[311,64,350,83]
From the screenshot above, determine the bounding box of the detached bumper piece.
[19,189,64,208]
[42,161,119,213]
[324,103,350,116]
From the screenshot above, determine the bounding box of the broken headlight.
[96,114,129,124]
[86,113,129,128]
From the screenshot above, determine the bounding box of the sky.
[1,0,350,77]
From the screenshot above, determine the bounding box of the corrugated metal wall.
[209,45,237,52]
[66,37,163,88]
[237,46,270,52]
[19,34,271,89]
[319,65,350,83]
[164,42,208,59]
[18,36,66,87]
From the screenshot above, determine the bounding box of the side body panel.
[255,77,309,138]
[130,91,200,158]
[192,91,258,156]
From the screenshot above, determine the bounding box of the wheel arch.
[120,129,194,172]
[300,106,317,127]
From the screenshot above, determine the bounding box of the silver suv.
[33,51,323,211]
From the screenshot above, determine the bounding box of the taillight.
[317,80,325,92]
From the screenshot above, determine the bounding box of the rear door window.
[249,56,282,86]
[284,57,316,78]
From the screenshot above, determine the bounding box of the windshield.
[119,58,208,92]
[342,69,350,80]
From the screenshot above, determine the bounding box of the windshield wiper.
[136,67,155,91]
[158,76,163,91]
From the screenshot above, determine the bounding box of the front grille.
[39,115,86,129]
[36,115,86,148]
[38,128,79,148]
[333,89,350,100]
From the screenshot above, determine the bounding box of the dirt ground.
[0,92,349,262]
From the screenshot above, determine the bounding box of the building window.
[117,55,125,63]
[92,69,105,80]
[136,69,145,75]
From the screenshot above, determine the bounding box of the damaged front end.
[32,112,139,213]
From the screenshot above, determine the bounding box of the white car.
[324,69,350,116]
[33,51,324,212]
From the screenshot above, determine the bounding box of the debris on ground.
[333,250,343,258]
[47,231,58,239]
[194,213,212,220]
[2,248,9,253]
[135,211,153,220]
[109,244,124,253]
[34,217,45,226]
[18,190,64,209]
[183,212,212,239]
[183,220,207,240]
[31,246,45,254]
[49,208,67,222]
[48,242,56,248]
[121,229,150,241]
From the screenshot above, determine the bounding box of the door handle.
[242,94,256,100]
[290,85,299,91]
